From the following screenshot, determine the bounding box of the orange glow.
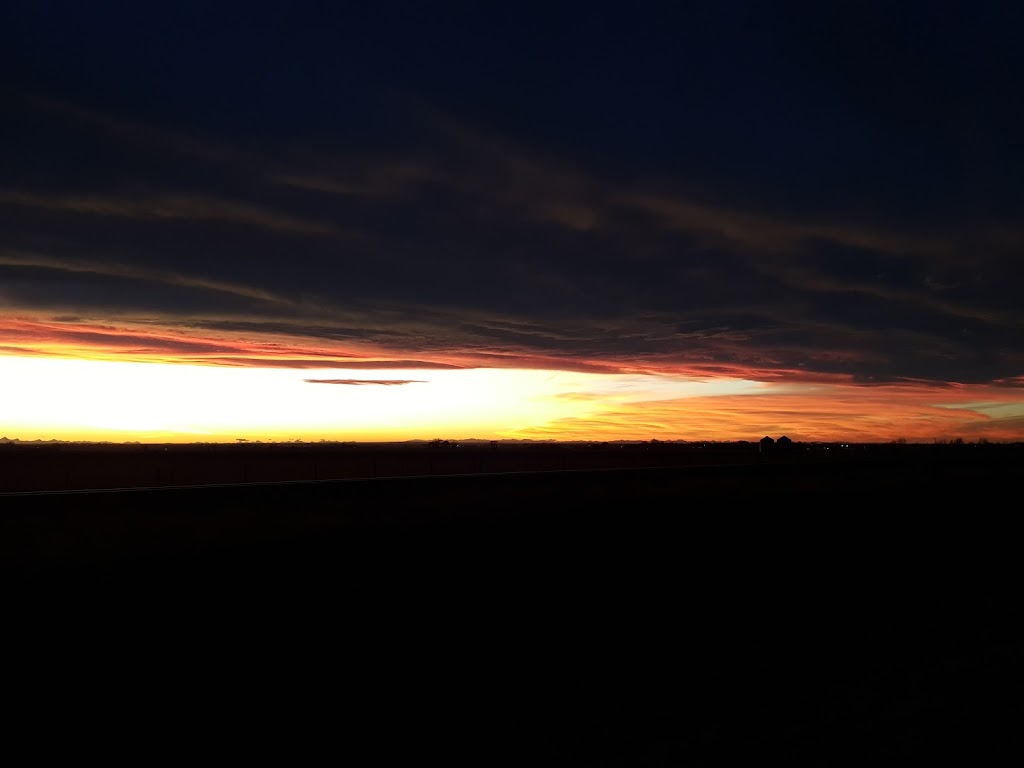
[2,315,1023,443]
[0,356,615,442]
[506,382,1024,443]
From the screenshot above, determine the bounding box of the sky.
[2,1,1023,443]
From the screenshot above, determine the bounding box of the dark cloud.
[201,359,459,370]
[0,188,339,236]
[1,1,1022,392]
[304,379,425,386]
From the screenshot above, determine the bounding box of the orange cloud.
[508,382,1024,443]
[0,316,446,369]
[0,315,639,374]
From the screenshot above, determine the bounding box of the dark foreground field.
[2,440,791,492]
[3,453,1021,764]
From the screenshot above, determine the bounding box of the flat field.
[1,441,775,492]
[2,449,1019,764]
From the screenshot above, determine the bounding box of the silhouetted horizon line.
[2,436,1021,447]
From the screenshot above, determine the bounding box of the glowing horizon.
[5,26,1024,449]
[3,351,1023,444]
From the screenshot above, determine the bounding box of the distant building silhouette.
[759,436,775,453]
[777,435,792,452]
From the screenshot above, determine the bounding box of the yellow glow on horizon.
[2,355,1023,443]
[0,356,635,442]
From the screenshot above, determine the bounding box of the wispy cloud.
[2,90,1023,391]
[304,379,425,386]
[4,86,263,173]
[0,189,337,236]
[0,249,289,304]
[272,160,435,201]
[0,316,472,371]
[509,381,1024,443]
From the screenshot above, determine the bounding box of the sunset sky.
[2,1,1023,443]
